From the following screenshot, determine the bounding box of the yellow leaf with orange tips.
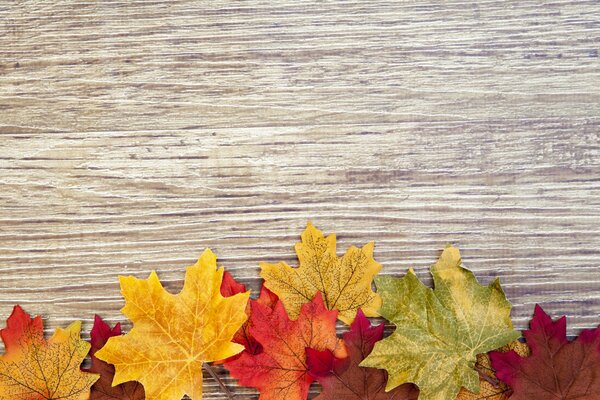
[95,249,250,400]
[0,306,99,400]
[260,222,382,324]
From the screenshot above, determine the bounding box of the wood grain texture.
[1,1,599,398]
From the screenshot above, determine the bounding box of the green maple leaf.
[360,245,519,400]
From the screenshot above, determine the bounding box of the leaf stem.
[203,362,235,399]
[475,365,501,387]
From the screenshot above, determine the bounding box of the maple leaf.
[224,292,347,400]
[0,305,99,400]
[490,305,600,400]
[307,309,419,400]
[360,245,520,400]
[219,271,279,359]
[260,222,382,324]
[456,341,529,400]
[85,315,145,400]
[95,249,250,400]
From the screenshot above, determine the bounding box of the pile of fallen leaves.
[1,222,598,400]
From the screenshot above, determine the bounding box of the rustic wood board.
[1,1,599,398]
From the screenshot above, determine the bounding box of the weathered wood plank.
[1,1,599,398]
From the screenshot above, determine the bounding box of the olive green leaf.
[360,245,520,400]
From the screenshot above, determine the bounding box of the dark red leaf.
[311,309,419,400]
[491,305,600,400]
[306,348,335,378]
[85,315,145,400]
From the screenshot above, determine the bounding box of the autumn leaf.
[0,305,99,400]
[260,222,382,324]
[360,245,520,400]
[490,305,600,400]
[95,249,250,400]
[307,309,419,400]
[84,315,144,400]
[456,341,529,400]
[219,271,278,360]
[220,270,248,298]
[224,292,347,400]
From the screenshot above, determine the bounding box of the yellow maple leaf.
[95,249,250,400]
[260,222,382,324]
[456,341,530,400]
[0,306,99,400]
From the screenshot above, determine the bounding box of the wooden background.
[1,1,599,398]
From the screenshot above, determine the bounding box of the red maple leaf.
[490,305,600,400]
[306,309,419,400]
[223,291,346,400]
[84,315,145,400]
[219,271,278,358]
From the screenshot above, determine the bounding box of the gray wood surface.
[1,1,599,398]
